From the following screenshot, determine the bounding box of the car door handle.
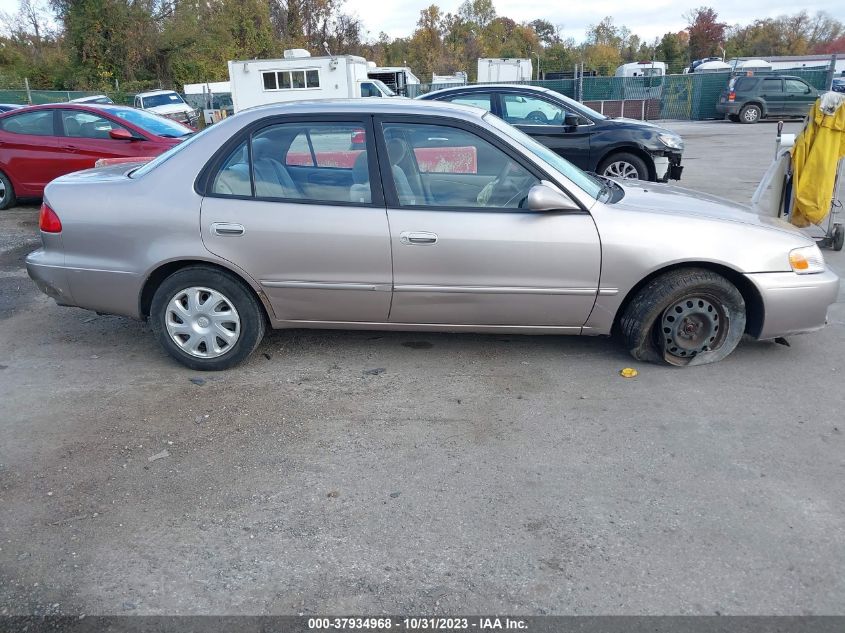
[60,144,79,152]
[399,231,438,245]
[211,222,245,236]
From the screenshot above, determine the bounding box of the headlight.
[658,133,684,150]
[789,245,825,274]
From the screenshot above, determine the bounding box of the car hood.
[147,103,191,115]
[605,117,674,134]
[613,180,810,238]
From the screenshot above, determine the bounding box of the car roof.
[239,98,489,120]
[0,102,135,113]
[136,89,179,96]
[422,84,557,99]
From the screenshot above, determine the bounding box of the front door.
[783,78,816,117]
[498,92,593,170]
[377,118,601,328]
[201,118,392,323]
[56,109,153,172]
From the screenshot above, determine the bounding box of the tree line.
[1,0,843,92]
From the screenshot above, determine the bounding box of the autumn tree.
[685,6,727,61]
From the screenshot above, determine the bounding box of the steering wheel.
[480,160,536,208]
[526,110,548,124]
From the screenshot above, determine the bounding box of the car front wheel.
[599,152,650,180]
[149,265,266,370]
[620,268,746,367]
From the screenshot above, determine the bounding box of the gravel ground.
[0,118,843,616]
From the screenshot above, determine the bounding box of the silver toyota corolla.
[26,100,839,370]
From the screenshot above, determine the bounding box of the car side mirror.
[564,113,581,127]
[526,183,581,212]
[109,128,134,141]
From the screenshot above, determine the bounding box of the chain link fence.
[1,68,835,121]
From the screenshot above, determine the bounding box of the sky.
[1,0,843,44]
[343,0,845,43]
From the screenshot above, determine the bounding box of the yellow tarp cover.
[790,95,845,227]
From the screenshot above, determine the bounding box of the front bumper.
[653,151,684,182]
[746,268,840,340]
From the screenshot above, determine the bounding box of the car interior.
[210,123,537,209]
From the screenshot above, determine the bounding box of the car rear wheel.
[149,266,266,370]
[739,104,761,124]
[0,171,16,210]
[599,152,649,180]
[620,268,746,367]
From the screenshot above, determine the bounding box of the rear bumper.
[716,102,741,115]
[746,269,840,339]
[26,249,76,307]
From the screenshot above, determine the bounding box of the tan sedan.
[26,100,839,369]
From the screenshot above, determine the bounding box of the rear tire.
[149,266,266,370]
[739,104,761,124]
[0,170,16,210]
[599,152,650,180]
[833,224,844,251]
[620,268,746,367]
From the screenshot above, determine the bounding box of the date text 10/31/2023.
[307,617,529,630]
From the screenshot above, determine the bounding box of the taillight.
[39,203,62,233]
[728,91,736,102]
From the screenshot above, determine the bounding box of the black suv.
[716,75,818,123]
[419,85,684,182]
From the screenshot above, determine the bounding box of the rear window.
[732,77,757,92]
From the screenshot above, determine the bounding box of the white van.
[228,50,395,112]
[615,61,667,99]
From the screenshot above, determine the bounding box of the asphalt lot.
[1,118,843,616]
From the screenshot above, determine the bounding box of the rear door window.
[0,110,55,136]
[761,78,783,93]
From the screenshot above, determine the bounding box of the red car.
[0,103,194,209]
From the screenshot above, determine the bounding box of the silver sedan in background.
[26,100,839,370]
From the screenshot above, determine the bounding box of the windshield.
[100,106,193,138]
[370,79,396,97]
[555,92,607,120]
[142,92,187,109]
[483,112,604,200]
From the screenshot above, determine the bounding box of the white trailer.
[477,58,533,83]
[730,54,845,75]
[228,49,395,112]
[366,65,420,96]
[615,61,666,99]
[432,72,467,87]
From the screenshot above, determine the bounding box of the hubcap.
[744,108,758,122]
[604,161,640,179]
[165,286,240,359]
[0,179,6,200]
[660,296,726,359]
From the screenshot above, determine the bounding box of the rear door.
[200,116,393,323]
[759,78,785,116]
[498,92,592,170]
[0,109,62,194]
[783,78,816,117]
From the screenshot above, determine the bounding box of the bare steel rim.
[603,161,640,179]
[659,294,728,359]
[165,286,241,359]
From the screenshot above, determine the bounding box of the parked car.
[418,84,684,182]
[0,103,193,209]
[832,77,845,93]
[134,89,199,126]
[26,100,837,370]
[0,104,24,113]
[69,94,114,104]
[716,75,818,123]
